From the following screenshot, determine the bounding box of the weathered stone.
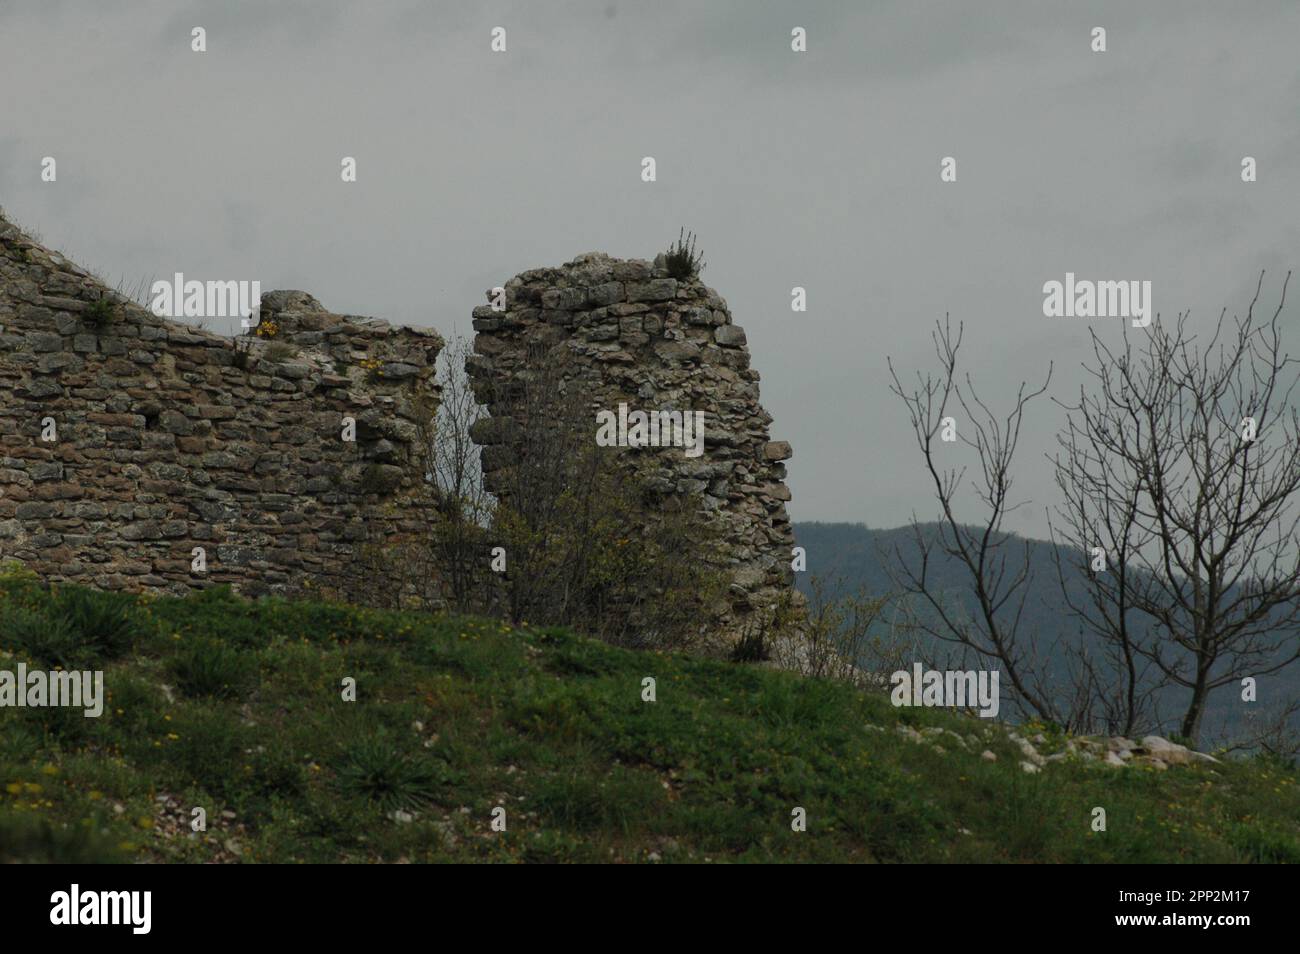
[714,324,747,347]
[0,212,443,606]
[763,441,793,461]
[588,282,625,306]
[627,279,678,302]
[469,254,799,646]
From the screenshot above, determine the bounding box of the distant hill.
[792,521,1300,746]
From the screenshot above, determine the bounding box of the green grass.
[1,567,1297,863]
[84,297,117,328]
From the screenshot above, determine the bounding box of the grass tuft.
[663,228,705,280]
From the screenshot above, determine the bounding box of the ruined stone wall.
[468,252,798,642]
[0,213,442,598]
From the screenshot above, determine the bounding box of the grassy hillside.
[1,568,1297,863]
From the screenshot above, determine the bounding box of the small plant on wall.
[664,228,706,280]
[84,297,116,330]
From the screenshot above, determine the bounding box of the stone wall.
[0,212,442,598]
[0,213,800,640]
[467,252,799,642]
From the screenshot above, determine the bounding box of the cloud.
[1,0,1296,531]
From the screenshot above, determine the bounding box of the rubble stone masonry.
[0,211,442,597]
[467,252,799,641]
[0,212,800,642]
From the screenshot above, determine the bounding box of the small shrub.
[332,737,441,812]
[263,341,298,363]
[0,816,128,863]
[0,561,43,614]
[232,340,254,371]
[768,580,902,685]
[0,558,39,586]
[170,638,256,699]
[0,607,79,668]
[730,620,771,663]
[531,763,663,833]
[84,297,116,328]
[160,709,247,796]
[0,580,141,669]
[101,671,168,735]
[358,464,393,495]
[242,740,309,801]
[147,585,274,650]
[663,228,705,280]
[731,589,808,664]
[50,586,144,664]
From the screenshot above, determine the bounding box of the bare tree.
[417,334,494,613]
[1049,394,1165,737]
[474,340,606,625]
[1056,272,1300,745]
[470,338,724,647]
[887,317,1063,724]
[768,579,911,686]
[1210,696,1300,762]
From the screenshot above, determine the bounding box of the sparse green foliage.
[0,582,145,668]
[262,341,298,363]
[492,470,727,650]
[170,637,256,699]
[730,614,774,663]
[333,737,442,812]
[50,587,143,662]
[477,344,726,649]
[0,816,128,864]
[84,297,116,329]
[361,334,727,649]
[0,608,80,669]
[357,463,399,496]
[664,227,706,280]
[772,578,912,684]
[231,338,254,371]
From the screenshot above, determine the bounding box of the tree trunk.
[1180,666,1210,746]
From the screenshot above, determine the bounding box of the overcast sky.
[3,0,1298,536]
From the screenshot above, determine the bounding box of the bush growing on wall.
[353,335,726,650]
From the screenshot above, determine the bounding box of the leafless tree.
[474,340,606,625]
[1049,395,1165,737]
[887,316,1064,724]
[469,337,724,647]
[416,334,494,613]
[1056,272,1300,745]
[768,579,912,686]
[1210,696,1300,762]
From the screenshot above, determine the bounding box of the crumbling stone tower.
[0,211,442,599]
[467,252,799,644]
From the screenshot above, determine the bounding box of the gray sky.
[3,0,1298,536]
